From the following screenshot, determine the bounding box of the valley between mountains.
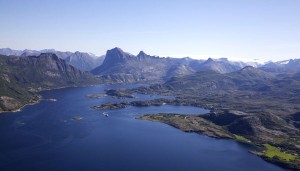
[1,47,300,170]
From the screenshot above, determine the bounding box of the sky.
[0,0,299,61]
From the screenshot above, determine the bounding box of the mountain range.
[2,47,300,84]
[0,48,105,71]
[261,59,300,73]
[91,47,264,83]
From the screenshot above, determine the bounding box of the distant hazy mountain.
[160,66,275,92]
[0,48,104,71]
[0,48,25,56]
[0,53,99,112]
[188,58,241,73]
[260,59,300,73]
[64,51,105,71]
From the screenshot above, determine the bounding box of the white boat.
[103,112,109,117]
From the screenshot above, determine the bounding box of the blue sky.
[0,0,299,61]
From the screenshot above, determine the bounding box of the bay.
[0,84,287,171]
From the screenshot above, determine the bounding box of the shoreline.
[0,83,103,114]
[139,113,299,171]
[0,95,41,114]
[88,88,300,170]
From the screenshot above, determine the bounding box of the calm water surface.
[0,84,287,171]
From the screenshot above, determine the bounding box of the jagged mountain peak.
[240,66,255,71]
[74,51,81,55]
[73,51,90,57]
[206,58,215,63]
[287,59,300,65]
[235,65,274,80]
[238,65,266,74]
[109,47,125,53]
[137,51,147,57]
[107,47,130,58]
[104,47,134,62]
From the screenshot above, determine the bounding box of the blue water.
[0,84,287,171]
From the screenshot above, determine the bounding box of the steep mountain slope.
[92,48,184,83]
[0,48,104,71]
[0,76,36,112]
[0,53,99,112]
